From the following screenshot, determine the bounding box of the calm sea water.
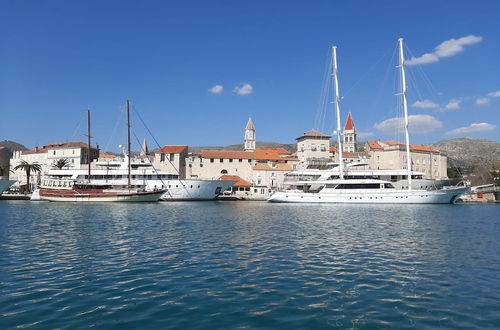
[0,201,499,329]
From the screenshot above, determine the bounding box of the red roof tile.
[368,140,439,153]
[296,130,331,140]
[329,147,338,152]
[219,175,252,187]
[344,112,355,130]
[99,153,117,158]
[255,148,290,161]
[156,145,188,154]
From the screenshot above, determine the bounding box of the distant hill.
[430,138,500,173]
[0,140,27,152]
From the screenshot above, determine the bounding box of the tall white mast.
[398,38,412,190]
[332,46,344,179]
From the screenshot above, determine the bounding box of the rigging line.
[371,43,398,115]
[131,104,193,198]
[103,106,124,152]
[343,44,395,97]
[313,47,332,131]
[69,111,85,142]
[405,44,440,97]
[130,129,174,198]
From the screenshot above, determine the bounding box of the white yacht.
[38,155,235,201]
[269,40,469,204]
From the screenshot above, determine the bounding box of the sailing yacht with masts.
[37,101,166,202]
[268,39,469,204]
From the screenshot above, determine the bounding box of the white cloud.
[487,90,500,97]
[374,114,443,135]
[406,35,482,66]
[208,85,223,94]
[476,97,490,105]
[233,83,253,95]
[445,123,497,136]
[437,99,462,112]
[412,100,439,109]
[357,132,374,139]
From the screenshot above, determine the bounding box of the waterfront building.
[10,142,99,189]
[366,140,447,179]
[296,130,331,168]
[153,145,188,179]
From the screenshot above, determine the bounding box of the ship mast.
[332,46,344,179]
[398,38,412,190]
[86,109,92,183]
[126,100,132,188]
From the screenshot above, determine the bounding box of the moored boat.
[268,40,470,204]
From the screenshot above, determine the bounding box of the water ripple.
[0,201,499,328]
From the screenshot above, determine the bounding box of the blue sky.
[1,0,499,151]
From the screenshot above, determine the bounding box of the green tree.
[447,167,462,179]
[13,160,42,192]
[0,164,13,177]
[53,158,71,169]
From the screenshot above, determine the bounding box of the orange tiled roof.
[22,147,48,154]
[255,148,290,161]
[156,145,188,154]
[368,140,439,153]
[344,112,355,130]
[201,150,255,159]
[297,129,331,140]
[253,163,293,171]
[219,175,252,187]
[367,141,383,150]
[99,153,117,158]
[22,142,98,154]
[329,147,338,152]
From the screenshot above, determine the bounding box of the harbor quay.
[3,113,460,201]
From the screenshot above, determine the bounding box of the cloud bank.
[412,100,439,109]
[208,85,224,94]
[446,123,496,136]
[374,114,443,135]
[406,35,482,66]
[233,83,253,95]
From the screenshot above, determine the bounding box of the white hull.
[157,179,235,201]
[0,179,16,194]
[268,187,470,204]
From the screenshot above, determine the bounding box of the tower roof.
[344,112,355,130]
[245,117,255,130]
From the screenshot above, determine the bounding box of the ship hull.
[268,187,470,204]
[39,189,164,202]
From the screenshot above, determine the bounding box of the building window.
[248,159,251,163]
[221,169,228,174]
[210,159,214,163]
[229,159,233,163]
[170,153,175,161]
[239,159,242,162]
[321,144,326,151]
[220,159,223,163]
[311,144,316,151]
[160,153,165,162]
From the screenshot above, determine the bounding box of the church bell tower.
[244,117,256,151]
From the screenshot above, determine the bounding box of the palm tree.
[0,164,13,177]
[54,158,71,169]
[13,160,42,192]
